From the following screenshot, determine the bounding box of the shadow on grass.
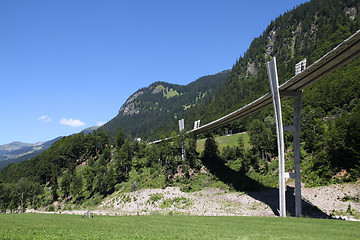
[201,156,332,218]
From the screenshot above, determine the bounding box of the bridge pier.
[293,91,303,218]
[267,57,303,217]
[282,90,303,217]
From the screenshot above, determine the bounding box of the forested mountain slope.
[102,71,229,140]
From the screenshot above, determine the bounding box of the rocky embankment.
[27,182,360,220]
[98,182,360,220]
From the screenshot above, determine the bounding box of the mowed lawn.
[0,214,359,239]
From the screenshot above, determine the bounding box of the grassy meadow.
[1,213,359,239]
[196,133,250,153]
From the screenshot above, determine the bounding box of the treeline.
[0,125,273,212]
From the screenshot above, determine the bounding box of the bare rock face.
[345,6,358,20]
[119,90,144,116]
[266,27,277,55]
[151,86,163,94]
[246,61,258,78]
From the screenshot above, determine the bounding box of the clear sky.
[0,0,309,145]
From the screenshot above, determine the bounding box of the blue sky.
[0,0,309,145]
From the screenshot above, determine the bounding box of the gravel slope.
[28,182,359,220]
[95,182,360,220]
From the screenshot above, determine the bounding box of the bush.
[47,205,55,212]
[147,193,163,204]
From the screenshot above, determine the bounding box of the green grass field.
[196,133,250,153]
[1,214,359,239]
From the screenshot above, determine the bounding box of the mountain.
[102,70,230,140]
[81,126,100,135]
[0,137,61,170]
[0,142,34,155]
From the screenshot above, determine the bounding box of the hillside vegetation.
[1,0,360,214]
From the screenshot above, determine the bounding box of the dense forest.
[1,0,360,212]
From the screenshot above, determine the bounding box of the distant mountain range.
[0,126,100,170]
[0,137,61,170]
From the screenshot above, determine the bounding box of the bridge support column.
[282,90,303,217]
[293,91,303,217]
[267,57,286,217]
[179,119,186,161]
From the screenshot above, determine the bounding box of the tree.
[70,174,83,200]
[185,135,200,169]
[115,127,125,148]
[16,178,29,213]
[345,102,360,173]
[236,136,245,158]
[202,134,221,165]
[51,177,58,202]
[117,138,134,177]
[94,128,109,154]
[59,170,71,199]
[29,181,42,208]
[0,183,12,213]
[81,165,95,195]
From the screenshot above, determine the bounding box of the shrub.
[47,205,55,212]
[147,193,163,204]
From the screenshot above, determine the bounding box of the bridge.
[152,30,360,217]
